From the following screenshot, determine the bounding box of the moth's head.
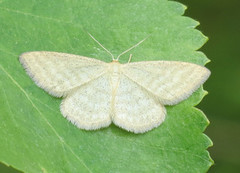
[111,59,120,64]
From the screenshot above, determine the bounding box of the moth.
[20,33,210,133]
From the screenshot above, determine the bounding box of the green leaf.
[0,0,213,172]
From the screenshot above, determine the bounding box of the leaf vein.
[0,7,81,28]
[0,64,92,173]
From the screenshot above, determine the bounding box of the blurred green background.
[178,0,240,172]
[0,0,239,172]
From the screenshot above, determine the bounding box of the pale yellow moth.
[20,33,210,133]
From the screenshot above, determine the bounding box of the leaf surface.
[0,0,213,172]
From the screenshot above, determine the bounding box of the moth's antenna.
[116,35,151,61]
[87,32,115,60]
